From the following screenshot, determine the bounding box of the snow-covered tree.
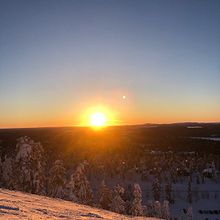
[211,161,217,179]
[32,140,46,195]
[142,205,148,217]
[161,200,170,220]
[0,157,2,186]
[123,183,133,215]
[1,155,14,189]
[98,180,112,210]
[14,136,46,194]
[186,206,193,220]
[152,178,161,201]
[67,162,93,205]
[48,160,66,198]
[110,184,125,214]
[165,182,173,203]
[131,183,143,216]
[146,200,154,217]
[154,201,162,218]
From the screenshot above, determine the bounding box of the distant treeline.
[0,123,220,162]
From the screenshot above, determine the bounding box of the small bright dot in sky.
[122,96,126,99]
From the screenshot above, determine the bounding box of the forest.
[0,123,220,219]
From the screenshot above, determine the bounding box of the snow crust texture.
[0,188,161,220]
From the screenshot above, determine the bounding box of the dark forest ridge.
[0,123,220,155]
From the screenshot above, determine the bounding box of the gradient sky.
[0,0,220,128]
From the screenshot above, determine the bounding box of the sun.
[80,105,115,127]
[89,112,107,127]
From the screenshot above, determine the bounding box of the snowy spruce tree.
[48,160,66,198]
[14,136,46,194]
[165,182,173,203]
[1,155,14,189]
[124,183,133,215]
[131,183,143,216]
[0,157,2,185]
[67,162,93,205]
[98,180,112,210]
[154,201,162,218]
[110,184,126,214]
[146,200,154,217]
[142,205,149,217]
[161,200,170,220]
[187,206,193,220]
[152,178,161,201]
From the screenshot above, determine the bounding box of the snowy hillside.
[0,188,161,220]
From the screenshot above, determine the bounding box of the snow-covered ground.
[190,137,220,141]
[0,188,161,220]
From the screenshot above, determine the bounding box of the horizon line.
[1,121,220,130]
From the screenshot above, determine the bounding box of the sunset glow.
[79,105,116,128]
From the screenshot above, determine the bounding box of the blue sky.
[0,0,220,127]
